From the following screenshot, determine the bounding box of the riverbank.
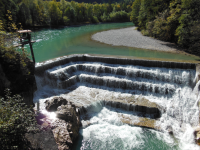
[25,21,131,32]
[92,27,186,52]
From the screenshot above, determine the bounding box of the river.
[32,23,200,150]
[25,22,199,63]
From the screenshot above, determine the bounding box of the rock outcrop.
[194,126,200,146]
[45,97,68,112]
[25,129,58,150]
[45,97,80,150]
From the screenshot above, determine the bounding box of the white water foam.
[77,107,179,150]
[34,61,200,150]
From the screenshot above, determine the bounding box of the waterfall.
[34,55,199,150]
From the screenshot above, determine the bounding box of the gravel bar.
[92,27,179,52]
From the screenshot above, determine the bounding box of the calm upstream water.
[25,22,200,63]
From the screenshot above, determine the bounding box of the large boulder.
[57,105,75,122]
[45,97,68,112]
[194,126,200,146]
[52,125,72,150]
[45,97,80,150]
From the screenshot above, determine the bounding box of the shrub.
[91,16,99,23]
[109,11,129,22]
[0,89,39,150]
[63,16,70,25]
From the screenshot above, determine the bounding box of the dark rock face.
[45,97,68,112]
[45,97,80,150]
[57,105,75,121]
[25,129,58,150]
[0,52,37,106]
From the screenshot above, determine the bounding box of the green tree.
[138,0,151,30]
[17,1,31,27]
[175,0,200,48]
[86,3,94,22]
[49,0,62,25]
[137,0,171,30]
[130,0,141,26]
[60,0,67,23]
[0,0,19,30]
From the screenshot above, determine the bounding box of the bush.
[63,16,70,25]
[101,13,111,22]
[0,17,31,71]
[0,89,39,150]
[91,16,99,23]
[109,11,129,22]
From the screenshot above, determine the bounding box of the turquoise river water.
[25,22,200,63]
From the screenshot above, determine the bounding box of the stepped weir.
[34,54,200,144]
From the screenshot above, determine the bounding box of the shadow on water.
[72,132,84,150]
[160,42,200,60]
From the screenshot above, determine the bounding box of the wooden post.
[17,30,36,64]
[29,42,35,64]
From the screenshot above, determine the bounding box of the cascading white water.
[34,61,200,150]
[74,107,180,150]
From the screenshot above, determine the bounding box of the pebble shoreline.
[92,27,179,52]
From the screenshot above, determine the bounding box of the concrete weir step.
[78,98,162,131]
[35,54,197,75]
[119,115,161,131]
[77,98,161,119]
[81,115,161,131]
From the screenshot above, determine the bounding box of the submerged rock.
[45,97,68,112]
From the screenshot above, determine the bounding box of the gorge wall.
[0,52,37,106]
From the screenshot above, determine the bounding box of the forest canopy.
[1,0,199,55]
[0,0,134,29]
[130,0,200,54]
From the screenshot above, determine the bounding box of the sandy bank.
[92,27,180,52]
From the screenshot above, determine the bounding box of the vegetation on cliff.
[0,15,38,149]
[130,0,200,54]
[0,89,38,150]
[0,14,36,100]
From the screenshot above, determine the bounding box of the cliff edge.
[0,49,37,106]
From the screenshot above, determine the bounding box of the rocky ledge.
[27,97,81,150]
[45,97,81,150]
[194,125,200,146]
